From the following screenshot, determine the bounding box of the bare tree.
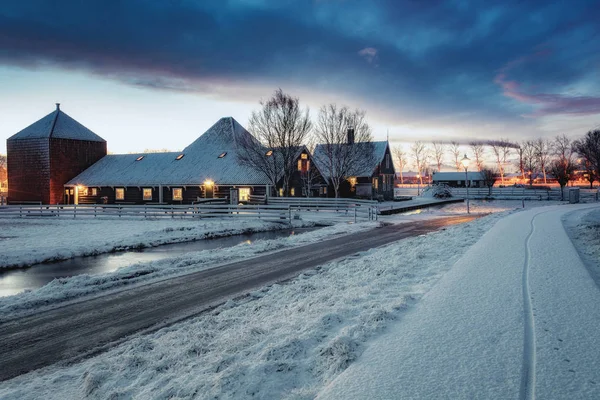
[522,140,538,186]
[393,145,407,184]
[313,104,374,198]
[534,138,551,184]
[0,154,6,170]
[432,141,445,172]
[480,168,497,196]
[411,141,429,184]
[573,129,600,188]
[515,143,525,180]
[552,134,575,188]
[469,141,485,171]
[549,159,575,201]
[489,139,512,185]
[449,141,461,171]
[238,89,312,196]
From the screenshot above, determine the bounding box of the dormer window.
[175,154,185,160]
[301,153,308,159]
[265,150,273,156]
[218,152,227,158]
[136,156,144,161]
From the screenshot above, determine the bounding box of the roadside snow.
[0,221,378,321]
[0,218,303,269]
[0,208,511,399]
[564,208,600,287]
[319,203,600,399]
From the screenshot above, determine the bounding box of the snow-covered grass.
[0,221,378,320]
[0,208,515,399]
[564,208,600,286]
[0,218,306,269]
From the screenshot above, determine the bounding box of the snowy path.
[0,215,476,382]
[318,204,600,399]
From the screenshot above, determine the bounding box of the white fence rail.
[0,201,380,221]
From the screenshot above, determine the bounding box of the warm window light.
[461,154,470,169]
[265,150,273,156]
[136,156,144,161]
[176,154,185,160]
[301,153,308,159]
[204,180,214,187]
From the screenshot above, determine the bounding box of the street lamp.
[461,154,470,214]
[417,174,421,195]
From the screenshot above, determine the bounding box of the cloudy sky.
[1,0,599,155]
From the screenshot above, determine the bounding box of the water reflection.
[0,227,317,297]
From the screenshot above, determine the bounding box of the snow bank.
[0,209,512,399]
[0,218,301,269]
[0,221,378,320]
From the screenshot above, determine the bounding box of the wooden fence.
[0,201,379,222]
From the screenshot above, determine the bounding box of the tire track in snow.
[520,214,538,400]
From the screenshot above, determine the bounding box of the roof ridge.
[48,109,60,139]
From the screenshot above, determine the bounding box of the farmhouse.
[6,104,107,204]
[313,133,395,200]
[432,171,486,188]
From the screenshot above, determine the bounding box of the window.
[115,188,125,200]
[81,187,89,196]
[143,188,152,201]
[218,152,227,158]
[298,159,309,172]
[372,178,378,190]
[278,188,284,196]
[301,153,308,159]
[265,150,273,156]
[298,160,302,171]
[91,188,98,196]
[175,154,185,160]
[239,188,251,202]
[172,188,183,201]
[291,187,295,196]
[136,156,144,161]
[322,187,327,195]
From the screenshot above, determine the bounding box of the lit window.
[116,188,125,200]
[265,150,273,156]
[91,188,98,196]
[301,153,308,160]
[143,188,152,201]
[81,187,89,196]
[136,156,144,161]
[291,187,295,196]
[278,188,283,196]
[218,152,227,158]
[372,178,378,190]
[298,160,302,171]
[172,188,183,201]
[176,154,184,160]
[239,188,251,202]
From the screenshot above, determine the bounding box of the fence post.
[171,206,174,218]
[73,205,77,219]
[289,205,292,221]
[354,207,357,223]
[94,206,97,218]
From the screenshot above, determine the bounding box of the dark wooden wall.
[7,138,51,204]
[50,138,106,204]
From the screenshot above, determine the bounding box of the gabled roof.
[67,117,270,187]
[8,104,105,142]
[312,140,390,179]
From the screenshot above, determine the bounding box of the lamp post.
[461,154,470,214]
[417,174,421,196]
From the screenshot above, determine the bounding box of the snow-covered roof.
[432,171,484,181]
[8,104,105,142]
[67,117,271,186]
[312,141,389,179]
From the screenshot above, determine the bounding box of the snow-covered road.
[318,204,600,399]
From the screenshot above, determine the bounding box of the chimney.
[347,128,355,144]
[56,103,60,111]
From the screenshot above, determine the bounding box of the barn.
[6,104,107,204]
[313,136,395,200]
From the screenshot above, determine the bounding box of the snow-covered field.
[0,218,303,269]
[0,206,514,399]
